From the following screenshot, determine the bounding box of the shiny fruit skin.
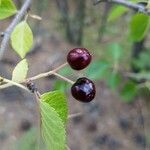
[71,77,96,102]
[67,48,91,70]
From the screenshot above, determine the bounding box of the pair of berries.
[67,48,96,103]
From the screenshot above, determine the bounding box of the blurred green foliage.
[133,50,150,71]
[84,60,110,80]
[106,72,121,90]
[120,81,137,102]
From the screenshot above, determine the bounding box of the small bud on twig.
[26,80,37,93]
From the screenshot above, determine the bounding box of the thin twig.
[93,0,150,15]
[29,14,42,20]
[0,62,73,90]
[68,113,82,119]
[29,62,68,81]
[125,72,150,81]
[0,0,31,60]
[3,78,29,91]
[53,72,74,85]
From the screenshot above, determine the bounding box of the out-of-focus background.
[0,0,150,150]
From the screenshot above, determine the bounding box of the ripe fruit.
[71,77,96,102]
[67,48,91,70]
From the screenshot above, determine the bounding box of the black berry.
[71,77,96,102]
[67,48,91,70]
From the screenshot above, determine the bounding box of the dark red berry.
[67,48,91,70]
[71,77,96,102]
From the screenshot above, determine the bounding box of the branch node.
[26,80,37,93]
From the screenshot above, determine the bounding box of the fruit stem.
[29,62,68,81]
[53,72,74,85]
[68,113,82,119]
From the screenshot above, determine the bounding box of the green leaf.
[108,5,128,22]
[0,0,17,20]
[11,21,33,58]
[41,91,68,124]
[12,59,28,82]
[129,13,150,41]
[120,81,137,103]
[13,128,39,150]
[40,101,66,150]
[85,60,109,80]
[132,50,150,71]
[106,72,121,89]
